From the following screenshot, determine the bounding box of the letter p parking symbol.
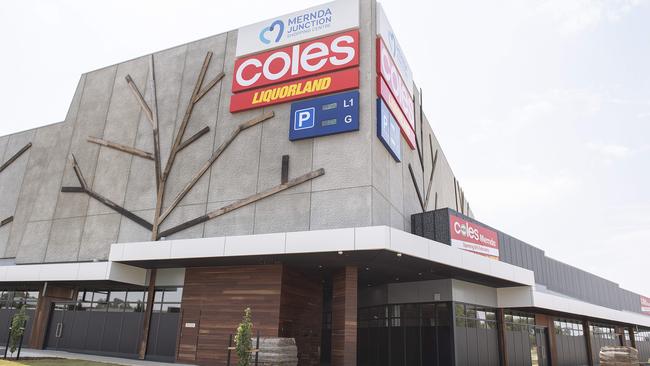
[294,107,315,130]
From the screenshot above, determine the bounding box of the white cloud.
[534,0,647,34]
[466,166,580,211]
[586,142,633,158]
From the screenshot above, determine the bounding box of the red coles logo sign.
[449,214,500,260]
[377,77,415,148]
[376,38,414,129]
[231,30,360,112]
[233,30,359,92]
[641,296,650,314]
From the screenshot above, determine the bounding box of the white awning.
[108,226,535,287]
[0,261,147,286]
[498,286,650,328]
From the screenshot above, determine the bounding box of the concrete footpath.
[0,348,194,365]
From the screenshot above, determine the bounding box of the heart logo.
[259,20,285,45]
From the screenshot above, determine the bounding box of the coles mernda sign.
[642,296,650,315]
[450,214,500,260]
[230,30,359,113]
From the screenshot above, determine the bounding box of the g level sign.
[289,90,359,141]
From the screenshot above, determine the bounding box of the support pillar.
[138,268,157,359]
[615,326,626,346]
[583,320,594,366]
[536,314,558,366]
[496,309,508,366]
[629,326,637,349]
[331,266,357,366]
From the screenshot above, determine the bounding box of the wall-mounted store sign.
[642,296,650,314]
[230,67,358,112]
[233,30,359,93]
[377,38,414,128]
[377,4,414,97]
[235,0,359,57]
[377,98,401,161]
[377,76,415,148]
[289,90,359,141]
[449,214,500,260]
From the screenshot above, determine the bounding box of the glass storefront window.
[153,287,184,313]
[554,318,584,337]
[0,289,40,309]
[455,302,497,329]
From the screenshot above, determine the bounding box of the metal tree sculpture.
[408,89,439,213]
[408,89,469,214]
[62,52,324,241]
[0,143,32,228]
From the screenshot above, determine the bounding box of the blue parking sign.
[377,98,401,162]
[294,107,315,130]
[289,91,359,141]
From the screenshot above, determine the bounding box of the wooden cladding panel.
[331,266,357,366]
[279,267,323,366]
[178,265,283,365]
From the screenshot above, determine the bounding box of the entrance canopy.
[107,226,534,288]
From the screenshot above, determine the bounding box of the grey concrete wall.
[0,0,472,264]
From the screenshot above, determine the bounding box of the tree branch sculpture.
[408,89,439,213]
[0,142,32,228]
[62,51,325,240]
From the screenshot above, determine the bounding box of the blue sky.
[0,0,648,295]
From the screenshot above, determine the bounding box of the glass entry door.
[531,326,551,366]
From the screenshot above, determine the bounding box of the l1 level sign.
[289,90,359,141]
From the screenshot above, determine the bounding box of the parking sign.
[289,90,359,141]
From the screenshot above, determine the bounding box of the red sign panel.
[230,67,359,113]
[449,214,500,260]
[233,30,360,93]
[376,38,414,129]
[642,296,650,314]
[377,76,416,149]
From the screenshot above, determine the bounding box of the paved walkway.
[0,348,194,365]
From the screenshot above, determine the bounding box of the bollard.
[226,333,233,366]
[3,326,11,359]
[255,331,260,366]
[16,321,26,360]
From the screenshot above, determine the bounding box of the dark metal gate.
[45,301,144,359]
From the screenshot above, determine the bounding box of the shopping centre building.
[0,0,648,365]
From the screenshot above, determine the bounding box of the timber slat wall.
[331,266,357,366]
[279,268,323,366]
[178,265,283,365]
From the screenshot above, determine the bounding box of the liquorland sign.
[449,214,500,260]
[235,0,359,57]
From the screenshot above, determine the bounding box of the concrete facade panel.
[54,65,118,219]
[15,220,52,264]
[77,213,122,261]
[87,56,150,216]
[203,200,254,237]
[44,217,85,262]
[310,187,372,230]
[253,192,311,234]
